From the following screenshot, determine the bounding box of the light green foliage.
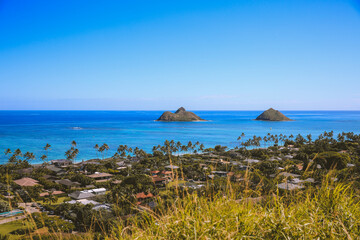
[0,200,10,213]
[32,213,74,233]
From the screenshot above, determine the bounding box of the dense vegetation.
[1,131,360,239]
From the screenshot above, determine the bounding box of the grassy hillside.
[21,178,359,240]
[110,181,359,239]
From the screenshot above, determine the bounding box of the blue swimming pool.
[0,209,23,217]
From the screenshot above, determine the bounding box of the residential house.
[68,191,95,200]
[243,159,260,164]
[150,170,160,176]
[39,190,65,197]
[14,177,39,187]
[46,165,64,175]
[51,159,72,167]
[88,172,113,183]
[136,192,154,205]
[55,179,80,189]
[161,171,173,180]
[165,165,179,170]
[152,176,166,186]
[111,180,122,185]
[66,199,99,205]
[92,204,111,211]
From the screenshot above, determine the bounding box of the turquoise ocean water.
[0,110,359,164]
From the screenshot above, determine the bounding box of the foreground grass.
[0,220,34,239]
[110,183,360,239]
[12,181,360,240]
[166,180,187,188]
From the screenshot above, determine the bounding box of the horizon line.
[1,109,360,112]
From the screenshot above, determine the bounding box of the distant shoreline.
[1,111,360,165]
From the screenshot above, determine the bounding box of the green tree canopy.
[315,151,350,170]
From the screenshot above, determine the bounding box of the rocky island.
[157,107,205,121]
[255,108,292,121]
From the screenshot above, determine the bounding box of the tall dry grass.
[8,170,360,239]
[107,179,360,239]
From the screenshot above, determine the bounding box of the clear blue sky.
[0,0,360,110]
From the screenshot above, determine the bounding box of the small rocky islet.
[255,108,292,121]
[156,107,205,121]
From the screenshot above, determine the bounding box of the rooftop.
[69,191,95,200]
[55,179,80,186]
[165,165,179,169]
[88,172,113,178]
[67,199,99,205]
[136,192,154,199]
[14,177,39,187]
[39,190,65,197]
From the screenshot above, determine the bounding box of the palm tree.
[99,143,109,159]
[176,141,182,154]
[71,148,79,163]
[306,134,312,144]
[133,147,140,158]
[187,141,193,154]
[94,144,99,158]
[65,149,72,160]
[65,146,79,163]
[113,152,120,160]
[102,143,109,159]
[152,145,158,154]
[44,193,58,205]
[98,146,105,159]
[40,155,48,164]
[181,145,188,154]
[14,149,22,157]
[42,143,51,165]
[4,149,11,156]
[337,133,345,142]
[24,152,35,163]
[117,145,124,156]
[199,143,204,152]
[44,143,51,151]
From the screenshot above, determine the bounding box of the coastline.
[1,110,360,165]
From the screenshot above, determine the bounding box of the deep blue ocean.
[0,110,359,164]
